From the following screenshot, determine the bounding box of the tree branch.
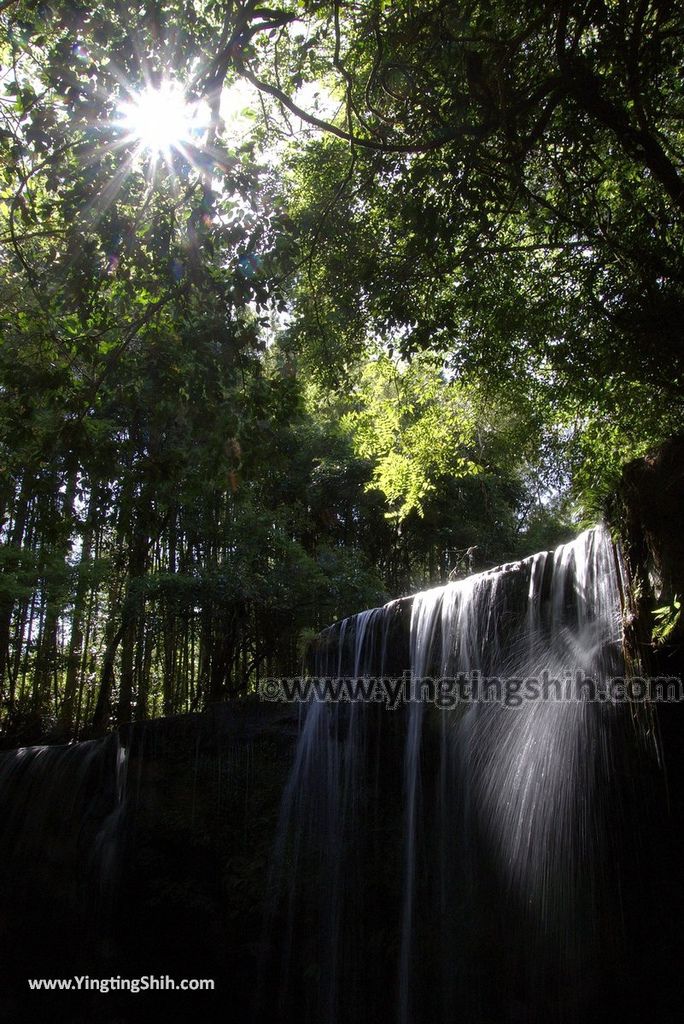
[237,62,491,153]
[555,3,684,214]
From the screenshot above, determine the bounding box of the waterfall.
[268,524,650,1024]
[0,733,128,885]
[0,733,129,980]
[400,525,628,1022]
[262,606,398,1024]
[0,525,662,1023]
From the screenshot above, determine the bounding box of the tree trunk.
[0,476,31,695]
[58,511,95,738]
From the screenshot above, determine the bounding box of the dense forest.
[0,0,682,741]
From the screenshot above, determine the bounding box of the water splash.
[401,526,630,1021]
[270,525,649,1023]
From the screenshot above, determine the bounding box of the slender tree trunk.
[91,618,125,735]
[117,508,149,724]
[0,476,31,695]
[33,474,77,715]
[58,509,95,738]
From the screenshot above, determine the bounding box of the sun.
[116,81,211,158]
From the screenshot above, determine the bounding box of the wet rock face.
[311,594,413,677]
[0,704,300,1024]
[620,434,684,603]
[617,434,684,673]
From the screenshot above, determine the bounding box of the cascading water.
[0,733,129,989]
[0,526,665,1023]
[268,525,653,1024]
[261,605,402,1024]
[400,524,633,1023]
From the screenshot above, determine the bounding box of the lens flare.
[117,81,210,157]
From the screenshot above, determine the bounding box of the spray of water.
[269,525,649,1023]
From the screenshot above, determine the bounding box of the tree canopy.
[0,0,682,740]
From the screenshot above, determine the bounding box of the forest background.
[0,0,681,740]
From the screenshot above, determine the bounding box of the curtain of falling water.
[401,525,630,1023]
[263,604,400,1024]
[0,733,129,971]
[268,525,652,1024]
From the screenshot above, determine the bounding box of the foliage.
[341,354,482,519]
[0,0,681,738]
[653,595,682,648]
[266,0,684,464]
